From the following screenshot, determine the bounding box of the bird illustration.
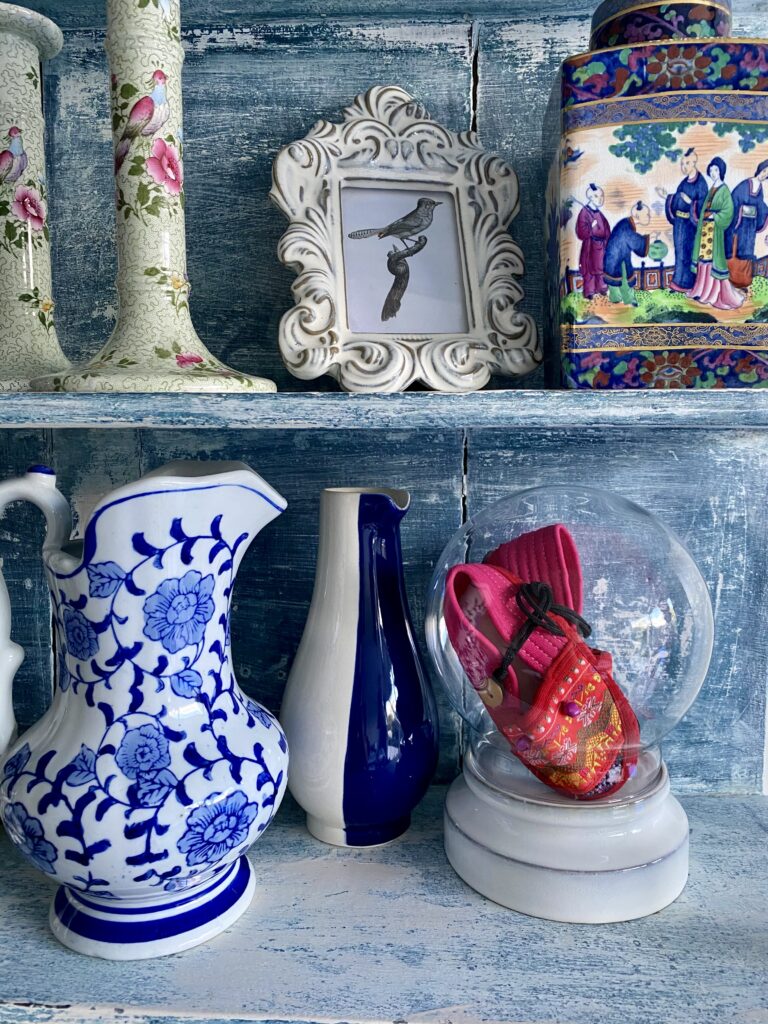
[0,127,28,185]
[348,197,442,247]
[114,69,170,173]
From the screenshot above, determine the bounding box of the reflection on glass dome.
[426,485,714,804]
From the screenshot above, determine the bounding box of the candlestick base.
[31,358,275,393]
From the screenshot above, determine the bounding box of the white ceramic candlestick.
[0,4,69,389]
[31,0,274,393]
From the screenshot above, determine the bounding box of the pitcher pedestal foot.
[49,856,255,960]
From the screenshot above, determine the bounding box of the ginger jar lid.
[590,0,732,50]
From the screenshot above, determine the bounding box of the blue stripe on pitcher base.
[52,856,250,945]
[68,862,232,916]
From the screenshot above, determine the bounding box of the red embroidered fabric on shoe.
[444,559,640,800]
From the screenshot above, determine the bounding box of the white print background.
[341,185,469,335]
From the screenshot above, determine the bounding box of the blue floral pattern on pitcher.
[178,791,259,867]
[143,570,215,653]
[3,803,58,874]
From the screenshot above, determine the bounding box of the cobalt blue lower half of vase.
[336,494,437,847]
[48,855,255,959]
[306,813,413,848]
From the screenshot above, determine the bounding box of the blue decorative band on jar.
[590,0,732,50]
[563,347,768,390]
[562,41,768,109]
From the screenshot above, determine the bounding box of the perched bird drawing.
[382,236,427,322]
[114,69,170,173]
[348,197,442,248]
[0,127,28,185]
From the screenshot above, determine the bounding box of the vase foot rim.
[49,855,255,959]
[30,369,277,394]
[306,814,411,848]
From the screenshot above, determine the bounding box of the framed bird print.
[270,86,541,393]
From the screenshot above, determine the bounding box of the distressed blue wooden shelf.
[16,0,768,28]
[3,390,768,431]
[0,788,765,1024]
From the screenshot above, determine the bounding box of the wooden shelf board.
[3,390,768,431]
[0,788,765,1024]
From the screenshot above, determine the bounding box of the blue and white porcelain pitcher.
[0,462,288,959]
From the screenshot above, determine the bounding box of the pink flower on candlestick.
[11,185,46,231]
[176,353,203,368]
[146,138,183,195]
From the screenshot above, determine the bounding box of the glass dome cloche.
[425,485,714,922]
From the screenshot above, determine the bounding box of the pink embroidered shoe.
[444,553,640,800]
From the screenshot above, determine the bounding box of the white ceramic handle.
[0,467,71,757]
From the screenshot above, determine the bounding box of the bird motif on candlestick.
[0,127,28,185]
[114,69,170,173]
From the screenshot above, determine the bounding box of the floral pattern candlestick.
[0,4,69,389]
[31,0,274,393]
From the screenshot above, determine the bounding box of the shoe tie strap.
[493,581,591,686]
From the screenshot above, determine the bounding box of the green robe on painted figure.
[690,183,735,281]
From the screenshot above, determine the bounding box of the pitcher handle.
[0,467,71,756]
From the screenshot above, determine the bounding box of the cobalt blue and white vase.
[281,487,438,847]
[0,462,288,959]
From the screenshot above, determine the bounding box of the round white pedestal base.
[444,752,689,923]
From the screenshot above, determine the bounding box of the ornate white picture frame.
[270,86,541,393]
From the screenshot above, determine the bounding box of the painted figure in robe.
[657,148,708,292]
[604,201,651,305]
[687,158,744,310]
[724,158,768,289]
[576,183,610,298]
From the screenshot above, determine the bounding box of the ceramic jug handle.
[0,467,71,756]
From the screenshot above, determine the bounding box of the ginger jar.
[546,0,768,388]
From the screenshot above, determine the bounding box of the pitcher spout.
[143,460,286,517]
[74,461,286,574]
